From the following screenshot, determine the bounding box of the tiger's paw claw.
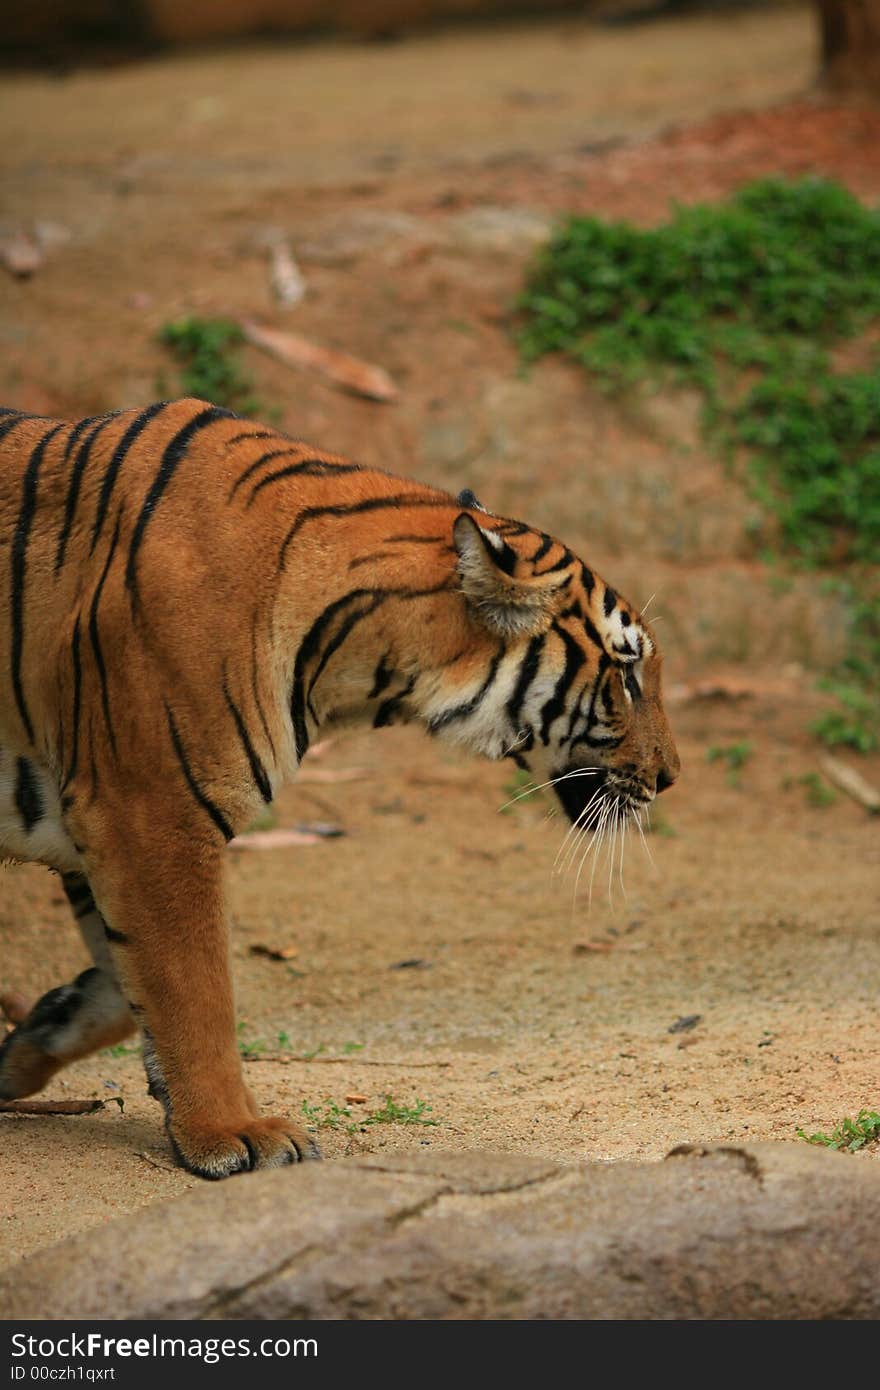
[168,1116,322,1179]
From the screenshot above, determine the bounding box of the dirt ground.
[1,2,878,1269]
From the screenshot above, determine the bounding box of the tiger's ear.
[453,513,568,638]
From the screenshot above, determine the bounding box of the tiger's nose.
[656,768,676,794]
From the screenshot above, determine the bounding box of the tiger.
[0,397,679,1178]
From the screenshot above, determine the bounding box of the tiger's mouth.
[553,767,654,825]
[553,768,608,826]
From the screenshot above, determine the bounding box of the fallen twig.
[242,320,397,402]
[0,1097,110,1116]
[819,754,880,814]
[136,1150,180,1174]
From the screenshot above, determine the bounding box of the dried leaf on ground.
[242,320,397,402]
[295,767,366,785]
[668,1014,702,1034]
[229,829,323,850]
[269,238,307,308]
[293,822,345,838]
[0,232,42,278]
[819,755,880,814]
[249,943,299,961]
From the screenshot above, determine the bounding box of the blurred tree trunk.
[817,0,880,95]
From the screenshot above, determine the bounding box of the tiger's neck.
[272,521,513,769]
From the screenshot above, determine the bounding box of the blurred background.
[1,1,879,1257]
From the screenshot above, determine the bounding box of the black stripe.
[55,414,119,574]
[226,430,278,449]
[531,534,553,565]
[506,634,545,730]
[603,585,617,617]
[625,671,642,702]
[227,447,309,501]
[575,651,611,747]
[374,675,416,728]
[14,758,43,833]
[384,533,447,544]
[307,579,454,719]
[126,405,233,603]
[428,646,504,733]
[104,923,129,944]
[61,873,92,909]
[223,680,273,804]
[348,550,398,570]
[305,593,387,721]
[246,458,359,505]
[249,614,276,763]
[229,447,298,499]
[62,414,100,466]
[62,615,83,789]
[291,580,453,759]
[537,550,573,575]
[574,731,625,751]
[11,423,65,742]
[581,613,604,651]
[279,495,449,571]
[293,592,378,755]
[538,626,585,745]
[369,654,394,701]
[165,705,234,841]
[0,413,32,445]
[88,517,121,759]
[90,401,168,555]
[580,564,595,597]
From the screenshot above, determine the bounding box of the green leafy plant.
[797,772,837,808]
[797,1108,880,1152]
[706,741,753,786]
[102,1041,141,1059]
[520,179,880,737]
[500,766,547,814]
[811,684,878,753]
[236,1021,266,1057]
[158,317,261,416]
[520,178,880,566]
[362,1096,438,1127]
[301,1094,439,1136]
[301,1099,357,1134]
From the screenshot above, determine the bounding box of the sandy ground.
[1,3,878,1269]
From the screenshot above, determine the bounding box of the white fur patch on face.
[603,603,652,663]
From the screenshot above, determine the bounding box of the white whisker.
[498,765,604,813]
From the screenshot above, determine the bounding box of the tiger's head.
[415,497,679,836]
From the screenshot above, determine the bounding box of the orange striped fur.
[0,399,678,1177]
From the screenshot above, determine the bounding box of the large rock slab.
[2,1143,879,1319]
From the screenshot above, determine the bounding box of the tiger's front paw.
[168,1115,322,1179]
[0,1027,58,1100]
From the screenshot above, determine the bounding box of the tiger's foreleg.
[0,872,135,1100]
[77,816,319,1179]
